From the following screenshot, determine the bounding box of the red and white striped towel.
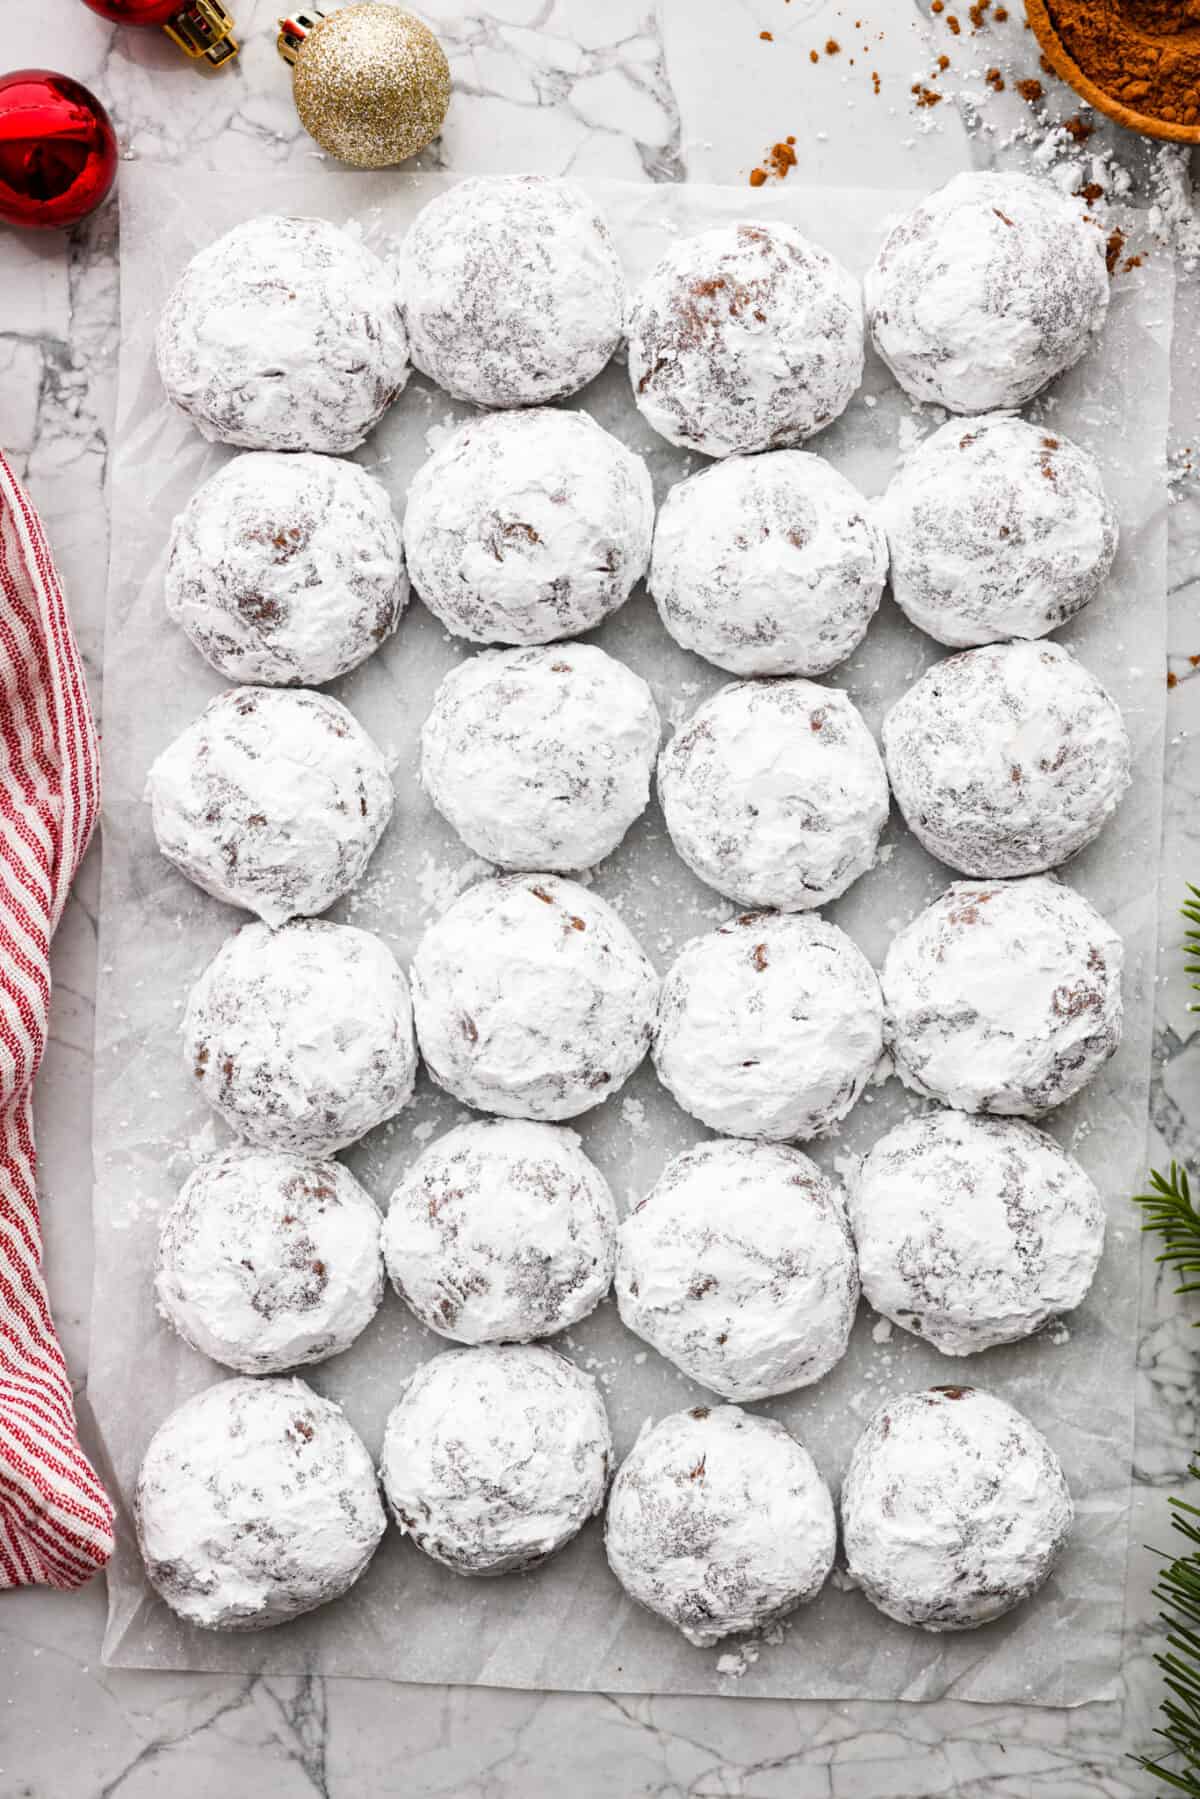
[0,451,114,1588]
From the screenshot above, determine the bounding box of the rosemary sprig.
[1137,1466,1200,1794]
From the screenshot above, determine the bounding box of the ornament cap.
[277,8,326,65]
[162,1,239,68]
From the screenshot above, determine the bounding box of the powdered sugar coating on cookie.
[420,643,660,871]
[882,641,1130,878]
[881,414,1118,648]
[411,873,657,1121]
[649,450,887,676]
[402,175,624,407]
[183,919,417,1154]
[848,1111,1105,1355]
[653,912,883,1141]
[628,221,863,457]
[403,409,653,645]
[605,1405,835,1646]
[382,1117,617,1343]
[156,214,408,452]
[146,687,394,927]
[882,876,1123,1116]
[380,1344,612,1575]
[165,452,407,686]
[840,1386,1073,1631]
[136,1377,385,1630]
[658,678,889,911]
[155,1151,383,1374]
[615,1138,859,1402]
[864,172,1109,414]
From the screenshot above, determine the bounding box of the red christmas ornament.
[78,0,239,67]
[0,70,118,231]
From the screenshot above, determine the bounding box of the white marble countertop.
[3,1,1200,1790]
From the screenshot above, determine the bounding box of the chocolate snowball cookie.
[165,451,407,686]
[605,1406,835,1647]
[880,414,1118,648]
[848,1111,1105,1355]
[864,172,1109,414]
[840,1386,1073,1631]
[382,1117,617,1343]
[648,451,887,677]
[403,409,653,645]
[146,687,394,927]
[615,1138,859,1402]
[657,679,889,911]
[420,644,660,871]
[183,919,417,1155]
[882,641,1130,879]
[402,175,624,407]
[882,876,1123,1116]
[380,1344,612,1575]
[411,873,657,1121]
[653,912,883,1141]
[155,1151,383,1374]
[136,1377,385,1630]
[157,214,408,452]
[627,221,863,457]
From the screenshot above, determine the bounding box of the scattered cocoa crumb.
[749,167,766,187]
[931,1,943,11]
[871,69,881,93]
[937,52,951,70]
[946,13,961,32]
[968,1,989,26]
[768,139,797,176]
[994,4,1007,15]
[913,82,943,107]
[1124,254,1144,271]
[1168,670,1179,689]
[985,66,1004,89]
[1105,226,1126,273]
[1076,181,1103,204]
[1016,77,1043,102]
[1190,654,1200,668]
[825,36,841,53]
[1062,113,1093,141]
[760,29,773,39]
[809,47,819,62]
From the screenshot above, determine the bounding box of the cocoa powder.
[1046,0,1200,126]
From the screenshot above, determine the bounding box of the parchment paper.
[93,164,1172,1702]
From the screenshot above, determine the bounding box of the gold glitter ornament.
[278,5,450,169]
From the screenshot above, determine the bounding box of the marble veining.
[2,0,1199,1790]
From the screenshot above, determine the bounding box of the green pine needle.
[1137,1462,1200,1792]
[1132,1165,1200,1308]
[1185,885,1200,1009]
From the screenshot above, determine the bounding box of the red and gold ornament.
[0,69,118,231]
[78,0,239,69]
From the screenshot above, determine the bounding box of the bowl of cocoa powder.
[1027,0,1200,142]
